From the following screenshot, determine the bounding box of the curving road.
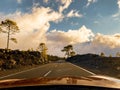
[0,62,95,80]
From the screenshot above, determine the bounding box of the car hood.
[0,75,120,89]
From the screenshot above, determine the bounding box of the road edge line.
[68,63,96,75]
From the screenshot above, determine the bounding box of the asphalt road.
[0,62,95,80]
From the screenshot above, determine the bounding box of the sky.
[0,0,120,56]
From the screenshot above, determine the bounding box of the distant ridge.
[66,53,120,79]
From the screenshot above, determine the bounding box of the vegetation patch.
[0,49,63,76]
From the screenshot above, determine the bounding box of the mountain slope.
[66,54,120,78]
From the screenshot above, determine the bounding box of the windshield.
[0,0,120,89]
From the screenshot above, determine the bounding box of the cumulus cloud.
[47,25,94,44]
[66,10,83,18]
[0,0,82,56]
[117,0,120,9]
[93,33,120,48]
[0,0,83,52]
[46,25,95,56]
[70,33,120,57]
[0,6,64,50]
[75,33,120,56]
[74,42,120,56]
[46,27,120,56]
[15,7,63,31]
[0,0,120,57]
[86,0,97,8]
[17,7,63,49]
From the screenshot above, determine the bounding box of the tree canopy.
[38,43,48,63]
[0,19,19,50]
[61,45,75,58]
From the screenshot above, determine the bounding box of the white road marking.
[0,64,50,79]
[0,62,95,79]
[69,63,96,75]
[44,70,52,77]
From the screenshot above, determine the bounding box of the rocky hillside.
[0,49,63,70]
[66,54,120,78]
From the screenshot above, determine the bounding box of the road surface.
[0,62,95,80]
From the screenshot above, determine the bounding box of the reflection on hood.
[0,75,120,89]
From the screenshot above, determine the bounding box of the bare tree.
[0,19,19,50]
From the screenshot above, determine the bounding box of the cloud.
[71,22,79,26]
[46,27,120,56]
[74,42,120,56]
[117,0,120,9]
[0,1,120,57]
[58,0,73,13]
[15,7,63,31]
[112,12,120,18]
[112,0,120,21]
[47,25,94,44]
[86,0,97,8]
[43,0,49,4]
[94,21,99,24]
[0,0,81,56]
[112,12,120,22]
[1,7,120,56]
[17,0,22,4]
[66,10,83,18]
[46,25,95,56]
[93,33,120,48]
[0,6,64,50]
[72,33,120,56]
